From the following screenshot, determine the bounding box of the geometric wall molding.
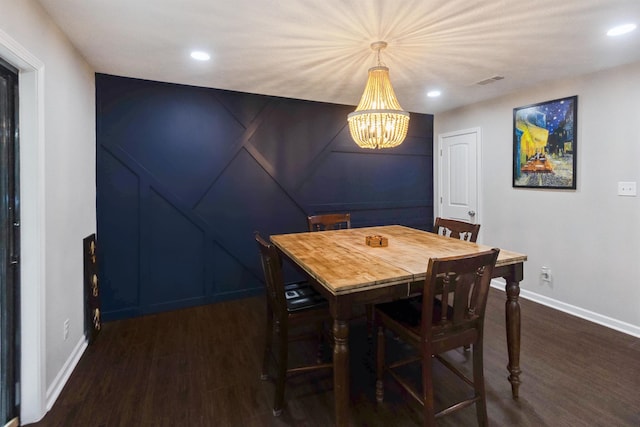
[96,74,434,321]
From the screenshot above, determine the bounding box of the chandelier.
[347,41,410,149]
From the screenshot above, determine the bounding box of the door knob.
[468,210,476,217]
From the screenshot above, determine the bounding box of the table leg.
[505,278,521,399]
[333,318,350,427]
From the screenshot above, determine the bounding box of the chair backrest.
[307,213,351,232]
[433,217,480,242]
[420,248,499,347]
[255,232,288,319]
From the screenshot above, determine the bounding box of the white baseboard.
[46,336,88,410]
[490,280,640,338]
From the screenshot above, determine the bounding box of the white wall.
[435,61,640,336]
[0,0,96,423]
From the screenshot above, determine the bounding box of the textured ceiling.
[36,0,640,114]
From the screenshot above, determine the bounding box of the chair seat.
[284,282,328,312]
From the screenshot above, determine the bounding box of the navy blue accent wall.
[96,73,434,321]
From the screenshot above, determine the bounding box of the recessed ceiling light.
[427,90,441,98]
[607,23,637,36]
[190,51,210,61]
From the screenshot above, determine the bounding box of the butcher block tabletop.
[271,225,527,295]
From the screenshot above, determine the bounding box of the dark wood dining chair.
[433,217,480,242]
[433,217,481,351]
[406,217,481,310]
[307,213,351,231]
[374,248,500,427]
[254,232,333,416]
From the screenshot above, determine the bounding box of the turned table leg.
[505,278,522,399]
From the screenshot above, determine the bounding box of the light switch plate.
[618,181,637,196]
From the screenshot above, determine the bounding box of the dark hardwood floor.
[28,288,640,426]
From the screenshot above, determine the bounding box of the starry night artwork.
[513,95,577,189]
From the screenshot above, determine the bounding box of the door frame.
[0,29,47,424]
[437,127,482,231]
[0,56,20,427]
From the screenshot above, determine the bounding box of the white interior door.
[438,128,480,224]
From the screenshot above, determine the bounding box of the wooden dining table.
[270,224,527,426]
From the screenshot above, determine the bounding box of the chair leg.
[472,342,488,426]
[273,320,288,416]
[376,325,385,403]
[261,310,273,381]
[422,351,435,427]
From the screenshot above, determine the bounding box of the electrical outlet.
[540,266,552,283]
[617,181,637,196]
[64,319,70,340]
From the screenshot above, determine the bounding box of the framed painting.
[513,95,577,189]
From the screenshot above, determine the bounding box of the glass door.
[0,59,20,426]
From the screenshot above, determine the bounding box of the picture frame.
[513,95,577,189]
